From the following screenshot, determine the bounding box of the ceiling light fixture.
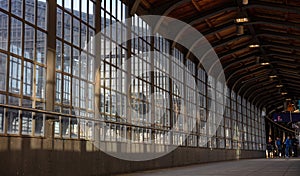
[235,18,249,23]
[276,84,283,88]
[260,62,270,66]
[269,75,277,79]
[243,0,248,5]
[281,92,288,95]
[249,44,260,48]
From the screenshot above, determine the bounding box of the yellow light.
[269,75,277,79]
[235,18,249,23]
[249,44,260,48]
[281,92,287,95]
[276,84,283,88]
[260,62,270,66]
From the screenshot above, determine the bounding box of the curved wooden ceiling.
[126,0,300,114]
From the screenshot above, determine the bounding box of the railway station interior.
[0,0,300,175]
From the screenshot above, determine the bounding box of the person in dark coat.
[291,136,299,157]
[284,136,292,158]
[275,137,282,157]
[266,137,274,158]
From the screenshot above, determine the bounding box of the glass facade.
[0,0,266,151]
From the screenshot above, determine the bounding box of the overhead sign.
[273,113,300,122]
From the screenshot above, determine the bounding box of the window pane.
[22,99,33,134]
[64,0,71,12]
[10,18,23,56]
[57,0,62,6]
[63,75,71,104]
[73,0,80,18]
[36,30,47,64]
[72,48,79,76]
[0,53,6,91]
[37,0,47,29]
[81,0,87,22]
[63,43,71,73]
[81,23,87,49]
[36,65,46,99]
[89,0,95,27]
[23,61,33,96]
[56,40,62,70]
[9,57,22,94]
[25,0,35,24]
[0,12,8,50]
[24,24,35,59]
[73,18,80,46]
[64,12,71,42]
[11,0,23,17]
[7,96,20,134]
[0,0,8,10]
[56,8,62,38]
[56,73,62,102]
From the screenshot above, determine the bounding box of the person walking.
[266,137,273,158]
[275,137,282,158]
[291,136,299,157]
[284,136,292,158]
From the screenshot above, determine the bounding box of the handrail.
[265,115,295,133]
[0,103,172,132]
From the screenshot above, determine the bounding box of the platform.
[117,158,300,176]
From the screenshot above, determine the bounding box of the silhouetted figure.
[291,136,299,157]
[266,137,274,158]
[275,137,282,157]
[284,136,292,158]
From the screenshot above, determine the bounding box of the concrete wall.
[0,136,265,176]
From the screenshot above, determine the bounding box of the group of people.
[266,135,299,158]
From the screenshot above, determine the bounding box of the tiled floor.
[117,158,300,176]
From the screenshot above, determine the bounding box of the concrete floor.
[117,158,300,176]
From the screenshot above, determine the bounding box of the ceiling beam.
[150,0,189,15]
[226,62,263,85]
[229,69,269,90]
[253,89,282,107]
[130,0,142,16]
[242,79,275,99]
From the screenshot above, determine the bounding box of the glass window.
[37,0,47,29]
[0,53,6,91]
[36,30,47,64]
[25,0,35,24]
[64,12,72,42]
[57,8,63,38]
[63,43,71,73]
[73,0,80,18]
[0,12,8,50]
[64,0,71,12]
[24,24,35,60]
[23,61,33,96]
[0,0,8,10]
[11,0,23,17]
[81,0,88,22]
[73,18,80,46]
[9,57,22,94]
[36,65,46,99]
[56,40,62,70]
[10,18,23,56]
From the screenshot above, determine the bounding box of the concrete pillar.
[44,0,57,142]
